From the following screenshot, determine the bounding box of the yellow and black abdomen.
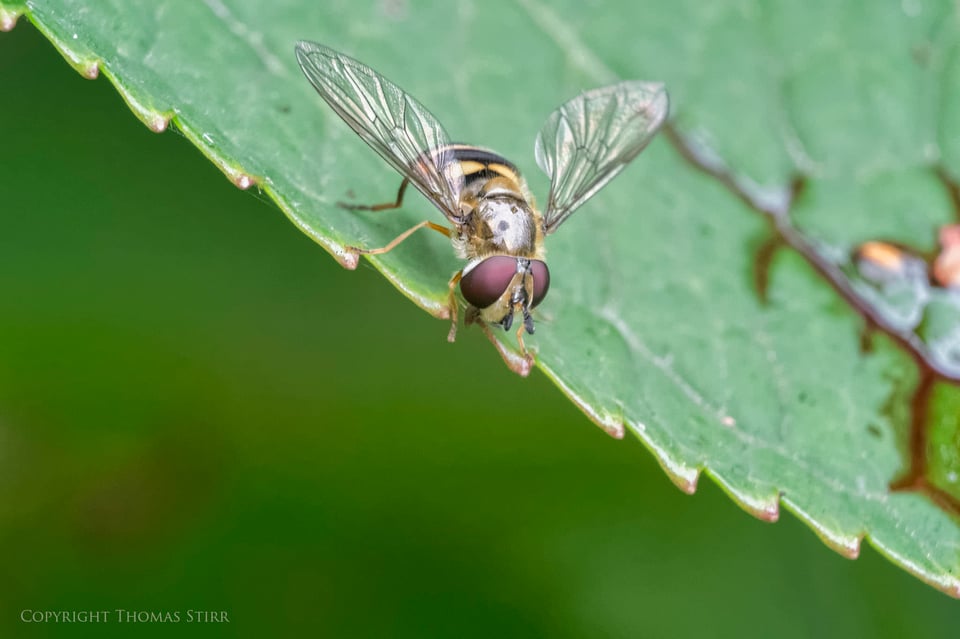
[443,144,527,196]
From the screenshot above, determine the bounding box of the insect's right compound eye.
[460,256,517,309]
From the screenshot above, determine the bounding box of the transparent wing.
[534,81,669,234]
[295,41,465,223]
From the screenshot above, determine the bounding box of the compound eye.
[460,256,517,308]
[530,260,550,308]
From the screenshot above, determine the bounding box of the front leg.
[465,308,534,377]
[446,270,462,343]
[477,321,534,377]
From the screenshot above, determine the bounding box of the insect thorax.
[470,194,540,255]
[443,146,544,261]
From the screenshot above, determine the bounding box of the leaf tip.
[821,531,862,559]
[782,497,862,558]
[42,32,101,82]
[146,114,168,133]
[81,61,99,79]
[496,344,534,377]
[339,250,360,270]
[534,364,624,435]
[752,500,780,522]
[710,472,781,522]
[655,451,700,494]
[207,154,258,188]
[583,406,625,438]
[0,7,19,31]
[604,421,626,439]
[586,412,624,438]
[109,80,170,132]
[232,173,255,190]
[738,492,781,522]
[671,470,699,495]
[869,533,960,598]
[625,423,701,493]
[516,358,534,378]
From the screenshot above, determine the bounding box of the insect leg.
[348,220,451,256]
[476,321,534,377]
[446,270,462,343]
[338,178,410,211]
[513,319,538,371]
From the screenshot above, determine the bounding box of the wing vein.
[534,81,669,234]
[295,41,465,223]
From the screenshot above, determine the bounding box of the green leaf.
[4,0,960,597]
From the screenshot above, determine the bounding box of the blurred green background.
[1,22,957,638]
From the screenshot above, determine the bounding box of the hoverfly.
[295,41,668,374]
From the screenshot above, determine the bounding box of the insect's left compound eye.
[460,256,517,309]
[530,260,550,308]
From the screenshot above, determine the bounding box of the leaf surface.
[4,0,959,596]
